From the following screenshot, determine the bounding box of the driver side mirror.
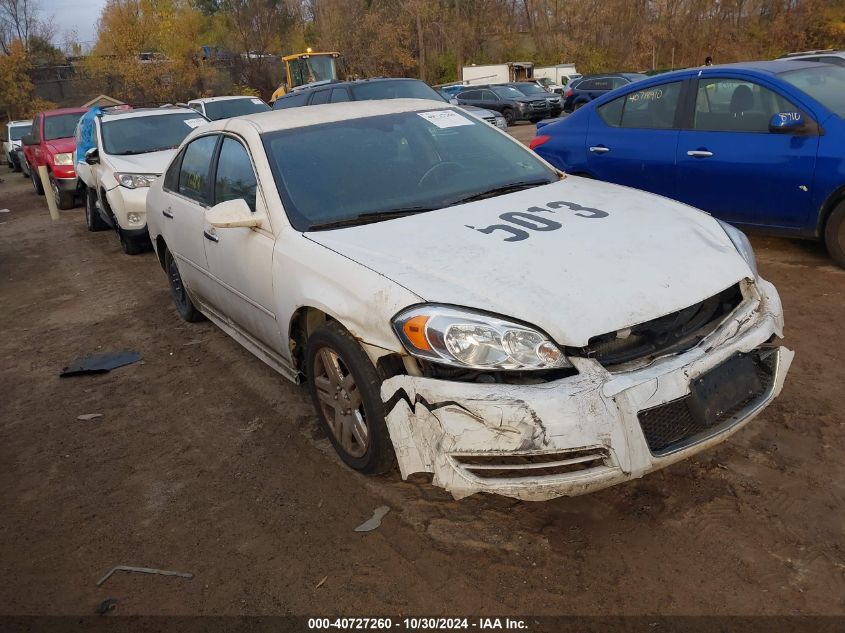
[84,147,99,165]
[207,198,262,229]
[769,112,806,133]
[22,134,36,146]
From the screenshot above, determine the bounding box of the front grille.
[637,350,777,456]
[569,284,743,368]
[452,447,608,479]
[482,116,496,125]
[530,101,548,110]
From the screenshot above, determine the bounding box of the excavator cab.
[270,50,341,103]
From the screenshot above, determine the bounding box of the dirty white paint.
[144,99,792,501]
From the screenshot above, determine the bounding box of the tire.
[824,200,845,269]
[118,228,146,255]
[50,174,75,210]
[305,321,395,474]
[84,188,108,232]
[502,108,515,126]
[165,250,204,322]
[30,165,44,195]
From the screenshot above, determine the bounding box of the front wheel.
[50,174,75,210]
[502,108,515,125]
[30,166,44,195]
[306,321,395,474]
[85,188,108,231]
[824,200,845,269]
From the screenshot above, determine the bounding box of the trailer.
[461,62,534,86]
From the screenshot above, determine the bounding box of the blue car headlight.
[718,220,758,279]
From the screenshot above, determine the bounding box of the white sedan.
[146,99,793,501]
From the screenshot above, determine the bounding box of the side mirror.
[84,147,99,165]
[22,134,36,146]
[207,198,261,229]
[769,112,806,133]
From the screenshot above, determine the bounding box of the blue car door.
[584,80,685,198]
[674,75,819,228]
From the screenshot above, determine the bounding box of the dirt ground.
[1,137,844,618]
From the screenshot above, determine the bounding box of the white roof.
[219,98,452,134]
[100,107,197,121]
[8,120,31,126]
[189,95,263,104]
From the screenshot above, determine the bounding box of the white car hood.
[306,177,753,346]
[107,148,177,175]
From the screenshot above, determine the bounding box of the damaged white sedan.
[146,99,793,501]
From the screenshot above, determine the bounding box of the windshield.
[262,109,557,231]
[204,98,269,120]
[44,113,84,140]
[351,80,442,101]
[102,113,203,155]
[288,56,337,88]
[780,65,845,117]
[9,124,29,141]
[492,86,526,99]
[514,83,547,95]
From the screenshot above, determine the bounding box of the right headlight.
[392,305,571,371]
[717,220,758,279]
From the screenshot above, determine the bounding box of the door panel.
[585,81,684,198]
[203,137,282,352]
[675,77,818,227]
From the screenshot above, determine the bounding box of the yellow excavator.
[270,49,342,103]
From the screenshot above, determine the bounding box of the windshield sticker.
[417,110,475,129]
[466,200,609,242]
[184,118,207,128]
[250,98,264,105]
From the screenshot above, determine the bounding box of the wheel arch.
[817,185,845,237]
[154,235,168,270]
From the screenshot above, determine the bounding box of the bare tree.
[0,0,41,54]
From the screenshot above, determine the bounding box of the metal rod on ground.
[37,165,60,221]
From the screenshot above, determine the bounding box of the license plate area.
[688,353,762,426]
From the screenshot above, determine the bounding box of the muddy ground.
[1,139,843,618]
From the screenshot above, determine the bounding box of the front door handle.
[203,229,219,243]
[589,146,610,154]
[162,207,173,219]
[687,150,714,158]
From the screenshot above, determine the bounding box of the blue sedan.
[531,61,845,267]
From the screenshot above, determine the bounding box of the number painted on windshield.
[466,200,609,242]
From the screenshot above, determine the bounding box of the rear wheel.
[305,321,395,474]
[85,188,108,232]
[165,250,204,322]
[824,200,845,269]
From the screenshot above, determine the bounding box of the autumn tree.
[0,38,54,119]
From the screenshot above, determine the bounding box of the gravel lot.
[1,131,843,617]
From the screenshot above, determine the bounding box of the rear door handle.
[687,150,714,158]
[203,229,219,243]
[589,146,610,154]
[162,207,173,219]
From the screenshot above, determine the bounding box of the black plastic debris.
[60,351,142,377]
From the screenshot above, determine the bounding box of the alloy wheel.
[313,347,368,458]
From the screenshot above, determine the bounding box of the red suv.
[22,107,87,209]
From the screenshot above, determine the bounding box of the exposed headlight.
[717,220,758,279]
[392,305,571,371]
[115,173,158,189]
[495,116,507,129]
[54,152,73,165]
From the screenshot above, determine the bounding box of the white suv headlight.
[392,305,571,370]
[54,152,73,165]
[717,220,758,279]
[115,172,158,189]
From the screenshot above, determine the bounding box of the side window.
[330,88,350,103]
[459,90,479,100]
[214,137,257,212]
[481,90,498,101]
[274,92,308,110]
[598,82,682,129]
[163,148,184,192]
[310,90,330,105]
[178,135,217,204]
[694,78,797,132]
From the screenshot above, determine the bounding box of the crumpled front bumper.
[380,279,793,501]
[106,185,149,231]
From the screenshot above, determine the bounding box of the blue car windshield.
[780,65,845,117]
[262,109,557,231]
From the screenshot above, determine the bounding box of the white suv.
[187,96,270,121]
[4,119,31,173]
[75,107,207,254]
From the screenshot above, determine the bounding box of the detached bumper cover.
[381,279,792,501]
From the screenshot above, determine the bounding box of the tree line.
[1,0,844,117]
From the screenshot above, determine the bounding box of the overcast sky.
[42,0,107,47]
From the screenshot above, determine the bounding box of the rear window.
[9,124,29,141]
[351,80,442,102]
[44,113,85,140]
[780,65,845,117]
[203,98,269,120]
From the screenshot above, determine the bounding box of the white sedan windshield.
[262,109,557,231]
